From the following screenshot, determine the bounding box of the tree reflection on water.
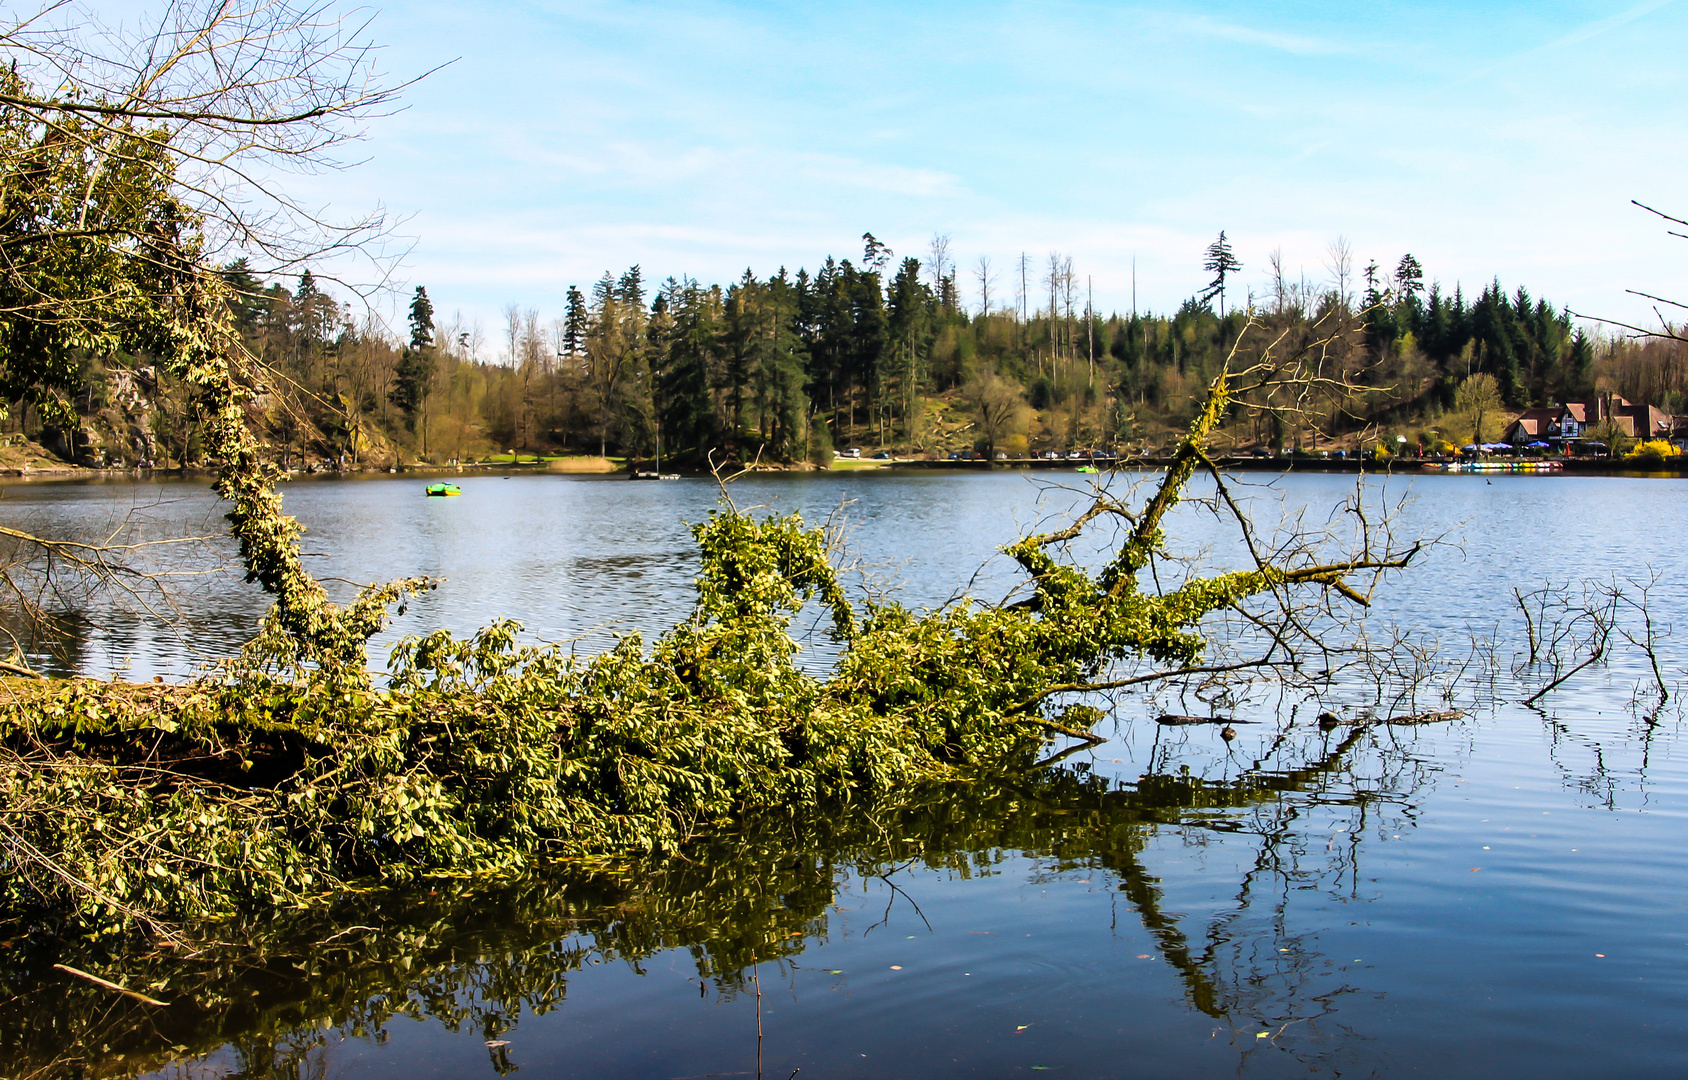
[1,714,1445,1079]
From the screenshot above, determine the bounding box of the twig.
[1523,652,1606,707]
[1021,659,1274,708]
[752,953,763,1080]
[52,963,169,1006]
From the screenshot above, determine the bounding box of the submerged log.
[1382,709,1466,726]
[1154,714,1257,726]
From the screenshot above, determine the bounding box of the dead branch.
[51,963,170,1007]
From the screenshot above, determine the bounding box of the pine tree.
[1394,254,1424,297]
[1567,332,1595,397]
[408,285,435,351]
[862,232,893,275]
[1201,232,1242,318]
[389,285,435,427]
[617,265,645,313]
[658,279,723,455]
[563,286,588,360]
[887,257,936,440]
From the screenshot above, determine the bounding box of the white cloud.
[247,0,1688,335]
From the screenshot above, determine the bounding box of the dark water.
[3,469,1687,1078]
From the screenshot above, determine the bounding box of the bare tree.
[928,234,953,296]
[0,1,424,672]
[1453,373,1501,447]
[1324,237,1355,312]
[961,370,1028,460]
[1269,248,1289,316]
[1018,252,1030,322]
[1045,252,1064,374]
[0,1,429,284]
[1061,255,1076,334]
[975,255,996,317]
[502,305,521,367]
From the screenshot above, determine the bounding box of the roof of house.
[1506,407,1560,438]
[1504,399,1675,440]
[1612,403,1668,440]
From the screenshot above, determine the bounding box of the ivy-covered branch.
[0,279,1421,940]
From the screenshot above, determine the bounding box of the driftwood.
[1381,709,1466,726]
[1154,714,1256,727]
[1316,709,1466,729]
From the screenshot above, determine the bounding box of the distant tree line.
[12,232,1683,467]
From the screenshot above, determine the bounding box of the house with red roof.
[1502,395,1674,448]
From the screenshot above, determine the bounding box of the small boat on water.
[426,482,462,497]
[630,432,681,479]
[1076,464,1099,474]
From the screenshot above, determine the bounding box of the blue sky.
[299,0,1687,344]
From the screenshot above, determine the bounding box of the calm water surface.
[3,468,1686,1078]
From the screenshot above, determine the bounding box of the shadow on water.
[0,715,1439,1080]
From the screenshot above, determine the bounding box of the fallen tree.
[0,319,1420,937]
[0,2,1420,940]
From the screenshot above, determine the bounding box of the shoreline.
[4,455,1686,485]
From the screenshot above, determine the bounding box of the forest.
[17,232,1686,471]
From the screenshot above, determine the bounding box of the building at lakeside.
[1501,395,1680,449]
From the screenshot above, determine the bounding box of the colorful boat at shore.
[425,482,462,496]
[1421,460,1562,473]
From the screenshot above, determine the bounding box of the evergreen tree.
[1201,231,1243,318]
[658,278,723,455]
[887,256,936,437]
[389,286,435,426]
[617,265,645,314]
[408,285,435,351]
[294,270,336,348]
[219,260,266,338]
[862,232,893,275]
[563,286,588,359]
[1394,254,1424,297]
[844,261,888,436]
[1566,332,1595,398]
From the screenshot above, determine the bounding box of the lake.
[3,467,1686,1078]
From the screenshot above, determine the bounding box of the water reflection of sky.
[6,469,1684,679]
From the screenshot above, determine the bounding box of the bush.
[1624,439,1679,466]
